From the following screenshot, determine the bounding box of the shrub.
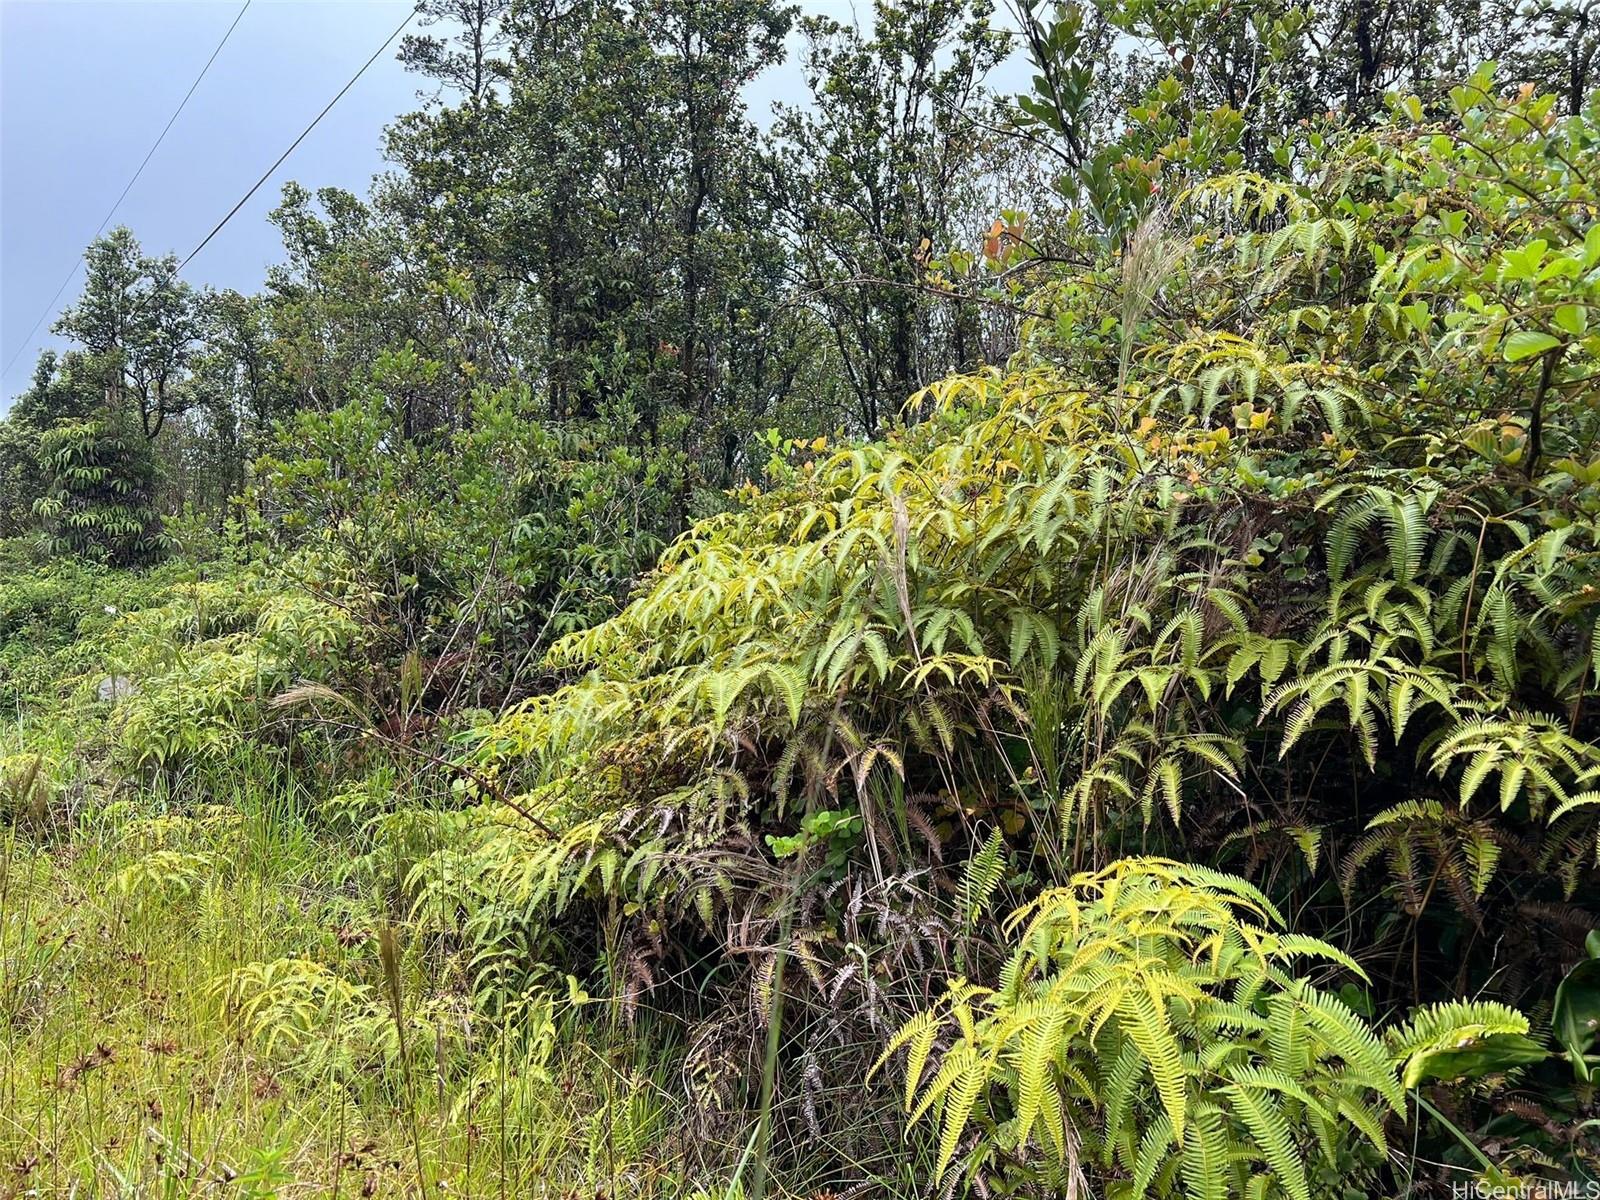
[32,412,165,566]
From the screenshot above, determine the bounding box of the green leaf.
[1554,958,1600,1080]
[1503,330,1560,362]
[1401,1034,1547,1087]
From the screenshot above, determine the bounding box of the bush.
[415,76,1600,1190]
[32,410,165,566]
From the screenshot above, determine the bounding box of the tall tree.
[384,0,809,496]
[52,228,201,440]
[766,0,1013,434]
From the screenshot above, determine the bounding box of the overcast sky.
[2,1,415,405]
[0,0,1023,411]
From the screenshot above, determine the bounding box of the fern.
[885,859,1535,1195]
[885,859,1406,1194]
[961,828,1008,926]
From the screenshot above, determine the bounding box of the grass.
[0,548,707,1198]
[0,753,693,1199]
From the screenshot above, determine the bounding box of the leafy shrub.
[111,848,216,910]
[32,412,165,565]
[104,582,359,768]
[250,368,678,703]
[212,956,472,1081]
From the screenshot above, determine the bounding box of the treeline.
[3,0,1592,571]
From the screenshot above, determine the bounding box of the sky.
[0,0,1026,412]
[1,0,423,407]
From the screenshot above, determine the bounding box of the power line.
[1,0,252,382]
[45,1,419,387]
[5,2,415,392]
[104,1,255,251]
[176,3,417,275]
[106,2,416,342]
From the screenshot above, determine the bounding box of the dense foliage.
[4,1,1600,1195]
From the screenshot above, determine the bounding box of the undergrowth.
[0,729,702,1198]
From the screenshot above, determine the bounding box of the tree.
[189,289,290,509]
[261,183,476,437]
[382,0,811,506]
[398,0,513,102]
[52,228,201,440]
[766,0,1014,434]
[1011,0,1600,242]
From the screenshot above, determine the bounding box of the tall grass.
[0,744,694,1197]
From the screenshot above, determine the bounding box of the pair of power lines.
[1,0,416,383]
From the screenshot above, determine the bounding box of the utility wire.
[176,3,416,274]
[5,2,416,391]
[75,2,418,387]
[1,0,252,382]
